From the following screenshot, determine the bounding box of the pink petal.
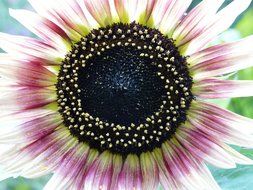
[193,78,253,99]
[0,111,61,144]
[188,36,253,80]
[162,141,201,189]
[118,154,142,190]
[0,58,57,87]
[180,0,252,55]
[0,110,62,144]
[109,154,123,190]
[71,150,99,190]
[146,0,191,33]
[9,9,71,53]
[173,0,224,46]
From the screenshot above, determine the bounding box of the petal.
[28,0,95,41]
[161,140,221,190]
[188,36,253,80]
[0,57,57,87]
[0,126,71,177]
[0,111,61,144]
[118,154,142,190]
[71,149,100,190]
[173,0,224,46]
[176,126,236,169]
[84,151,113,190]
[109,154,123,190]
[157,0,192,36]
[193,78,253,99]
[152,148,181,190]
[114,0,155,24]
[0,86,56,111]
[84,0,119,26]
[220,144,253,165]
[180,0,252,55]
[186,116,253,165]
[0,33,64,63]
[140,151,159,190]
[147,0,191,32]
[22,129,78,179]
[44,144,91,190]
[189,101,253,148]
[9,9,71,53]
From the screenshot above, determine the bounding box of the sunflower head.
[0,0,253,190]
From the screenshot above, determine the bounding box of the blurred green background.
[0,0,253,189]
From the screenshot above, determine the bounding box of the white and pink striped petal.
[0,57,57,87]
[161,139,221,189]
[146,0,192,35]
[9,9,71,54]
[44,144,91,190]
[0,86,56,111]
[193,78,253,99]
[0,33,64,64]
[83,0,119,27]
[173,0,224,46]
[114,0,155,24]
[118,154,142,190]
[140,151,159,190]
[189,101,253,148]
[0,126,71,178]
[84,151,114,190]
[188,35,253,80]
[180,0,252,55]
[157,0,192,36]
[28,0,95,42]
[176,126,236,169]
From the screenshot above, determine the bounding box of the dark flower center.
[57,22,193,155]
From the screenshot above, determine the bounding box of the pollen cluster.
[57,22,193,155]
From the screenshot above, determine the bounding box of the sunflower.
[1,0,253,189]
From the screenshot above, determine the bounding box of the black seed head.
[56,22,193,155]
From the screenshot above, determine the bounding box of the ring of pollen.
[56,22,194,155]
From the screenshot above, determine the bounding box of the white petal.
[221,144,253,165]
